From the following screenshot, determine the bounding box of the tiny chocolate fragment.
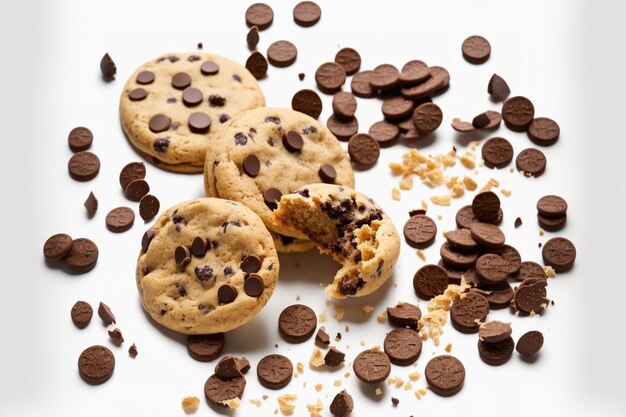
[139,194,160,222]
[327,115,358,141]
[106,207,135,233]
[119,162,146,190]
[516,330,544,356]
[247,26,260,50]
[482,137,514,168]
[279,304,317,343]
[267,40,297,67]
[413,264,449,300]
[204,374,246,407]
[502,96,535,131]
[384,328,422,365]
[528,117,560,146]
[479,320,512,343]
[353,349,391,383]
[370,64,399,90]
[351,70,375,98]
[462,35,491,64]
[175,245,191,268]
[516,148,547,177]
[488,74,511,101]
[537,195,568,218]
[399,60,430,85]
[425,355,465,397]
[78,345,115,384]
[315,62,346,94]
[368,120,400,147]
[187,333,224,362]
[108,328,124,344]
[200,60,220,75]
[319,164,337,183]
[128,343,138,358]
[330,390,353,417]
[64,238,99,272]
[293,1,321,27]
[412,102,443,134]
[291,89,322,119]
[298,72,305,80]
[392,397,399,406]
[263,188,282,210]
[334,48,361,75]
[68,152,100,181]
[245,51,268,80]
[43,233,73,260]
[403,214,437,249]
[315,328,330,346]
[237,357,251,374]
[100,53,116,80]
[515,217,523,228]
[450,292,489,333]
[243,154,261,177]
[542,237,576,272]
[68,127,93,152]
[71,301,93,329]
[141,229,156,253]
[470,223,505,249]
[171,72,191,89]
[188,112,211,133]
[348,133,380,166]
[472,191,501,222]
[246,2,274,30]
[125,179,150,202]
[215,356,242,378]
[257,354,293,389]
[149,114,171,133]
[478,337,514,365]
[387,302,422,329]
[241,255,262,273]
[191,237,210,257]
[244,274,264,297]
[84,191,98,217]
[325,346,346,367]
[332,91,357,120]
[218,284,238,304]
[98,302,116,325]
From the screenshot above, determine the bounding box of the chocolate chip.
[219,114,231,123]
[315,62,346,94]
[282,130,304,152]
[153,137,170,153]
[68,151,100,181]
[399,60,430,85]
[234,132,248,145]
[413,264,449,300]
[403,214,437,249]
[263,188,282,210]
[257,354,293,389]
[291,89,323,119]
[244,274,264,297]
[369,120,400,147]
[384,328,423,365]
[247,25,260,49]
[200,60,220,75]
[502,96,535,131]
[78,345,115,384]
[68,127,93,152]
[370,64,400,90]
[64,238,99,272]
[331,91,357,120]
[353,349,391,384]
[83,191,98,218]
[412,102,443,134]
[125,179,150,202]
[99,53,116,80]
[139,195,160,221]
[515,217,523,228]
[232,74,242,82]
[298,72,305,80]
[324,346,345,367]
[348,133,380,166]
[128,344,138,358]
[187,333,224,362]
[293,1,321,27]
[174,246,191,269]
[188,112,211,133]
[128,88,147,101]
[208,95,226,107]
[218,284,237,304]
[327,114,358,141]
[516,331,544,356]
[267,40,298,67]
[223,266,234,276]
[149,114,171,133]
[191,237,210,257]
[245,2,274,30]
[241,255,262,273]
[98,302,116,325]
[71,301,93,329]
[334,47,361,75]
[141,229,156,252]
[188,55,201,62]
[136,70,155,84]
[171,72,191,89]
[43,233,73,260]
[243,154,261,177]
[488,73,510,101]
[319,164,337,183]
[279,304,317,343]
[105,207,135,233]
[351,70,375,98]
[482,137,514,168]
[330,390,354,417]
[194,265,215,283]
[462,35,491,64]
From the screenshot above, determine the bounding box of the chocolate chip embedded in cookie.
[273,184,400,298]
[136,198,279,334]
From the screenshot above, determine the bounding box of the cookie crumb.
[462,176,478,191]
[222,398,240,409]
[399,174,414,190]
[545,266,557,278]
[430,195,451,206]
[539,228,545,236]
[437,214,443,221]
[306,398,323,417]
[297,361,305,373]
[404,382,412,391]
[375,388,383,396]
[370,345,381,353]
[394,376,404,388]
[277,394,297,415]
[319,312,327,322]
[333,379,342,387]
[344,325,350,332]
[315,383,323,392]
[445,343,452,352]
[460,152,476,169]
[421,200,428,210]
[377,310,387,323]
[310,348,325,367]
[250,399,262,408]
[344,372,351,378]
[417,250,426,261]
[263,395,269,400]
[360,340,365,346]
[334,305,345,322]
[182,396,200,413]
[392,188,401,201]
[501,188,512,197]
[408,371,420,381]
[361,304,374,315]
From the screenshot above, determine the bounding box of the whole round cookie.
[120,52,265,173]
[272,183,400,298]
[204,107,355,240]
[136,198,279,334]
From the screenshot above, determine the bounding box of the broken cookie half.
[273,183,400,298]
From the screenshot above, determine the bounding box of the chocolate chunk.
[502,96,535,131]
[149,114,171,133]
[481,136,514,169]
[516,148,547,177]
[141,229,156,253]
[387,302,422,329]
[516,330,544,356]
[470,223,505,249]
[105,207,135,233]
[348,133,380,166]
[479,320,512,343]
[263,188,282,210]
[187,333,224,361]
[325,346,346,367]
[538,212,566,232]
[279,304,317,343]
[478,337,514,365]
[267,40,297,67]
[204,374,246,408]
[257,354,293,389]
[370,64,399,90]
[528,117,560,146]
[315,328,330,345]
[399,60,430,85]
[136,70,155,84]
[368,120,400,147]
[218,284,237,304]
[245,2,274,30]
[245,51,268,80]
[542,237,576,272]
[425,355,465,396]
[476,254,510,285]
[514,278,548,314]
[488,73,510,101]
[78,345,115,384]
[315,62,346,94]
[384,328,422,365]
[171,72,191,89]
[125,179,150,202]
[472,191,501,222]
[68,127,93,152]
[292,89,322,119]
[334,47,361,75]
[351,70,375,98]
[412,102,443,134]
[153,137,170,153]
[68,151,100,181]
[413,264,449,300]
[108,328,124,344]
[353,349,391,384]
[319,164,337,183]
[215,356,243,378]
[382,96,413,121]
[247,26,260,49]
[98,302,116,325]
[440,242,478,269]
[445,229,477,252]
[43,233,73,260]
[298,72,305,80]
[462,35,491,64]
[71,301,93,329]
[244,274,264,297]
[63,238,98,272]
[332,91,357,120]
[128,343,138,358]
[191,237,209,257]
[472,112,491,128]
[99,53,116,80]
[403,214,437,249]
[450,292,489,333]
[327,115,358,141]
[128,88,148,101]
[330,390,353,417]
[175,245,191,268]
[237,357,251,374]
[188,112,211,133]
[243,154,261,177]
[537,195,568,218]
[241,255,262,273]
[293,1,321,26]
[119,162,146,190]
[138,195,160,222]
[200,60,220,75]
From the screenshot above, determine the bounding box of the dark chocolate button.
[78,345,115,384]
[293,1,322,27]
[43,233,73,260]
[291,89,323,119]
[218,284,237,304]
[315,62,346,94]
[241,255,262,273]
[267,40,298,67]
[136,71,155,84]
[244,274,264,297]
[149,114,171,133]
[187,333,224,362]
[257,354,293,389]
[318,164,337,183]
[128,88,148,101]
[369,120,400,147]
[182,87,203,107]
[191,237,210,257]
[200,60,220,75]
[175,245,191,268]
[71,301,93,329]
[425,355,465,396]
[141,229,156,252]
[462,35,491,64]
[348,133,380,165]
[243,154,261,177]
[64,238,99,272]
[171,72,191,89]
[125,179,150,202]
[188,112,211,133]
[138,195,160,222]
[282,131,304,152]
[245,3,274,30]
[263,188,282,210]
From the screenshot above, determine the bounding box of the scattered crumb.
[392,188,401,201]
[335,332,342,342]
[250,399,262,408]
[375,388,383,396]
[181,396,200,413]
[361,304,374,315]
[417,250,426,261]
[377,310,387,323]
[344,372,351,378]
[430,195,451,206]
[445,343,452,352]
[414,388,429,400]
[325,299,331,306]
[437,214,443,221]
[394,377,404,388]
[545,266,556,278]
[371,345,381,352]
[418,278,471,345]
[263,395,269,400]
[509,167,514,173]
[315,383,323,392]
[275,343,279,348]
[387,376,396,385]
[360,340,365,346]
[296,294,301,301]
[197,42,203,49]
[399,174,413,190]
[277,394,297,415]
[480,178,500,192]
[298,72,305,81]
[319,312,327,322]
[515,217,523,228]
[391,397,399,406]
[345,325,350,332]
[501,189,512,197]
[334,305,345,322]
[462,176,478,191]
[297,362,304,373]
[539,228,545,236]
[538,242,542,247]
[450,183,465,198]
[333,379,342,387]
[460,152,476,169]
[408,371,420,381]
[303,381,307,388]
[128,343,138,358]
[404,382,412,391]
[306,398,323,417]
[310,348,325,368]
[222,397,240,409]
[421,200,428,210]
[530,311,537,318]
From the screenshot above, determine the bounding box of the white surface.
[1,0,625,416]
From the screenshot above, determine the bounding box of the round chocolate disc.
[315,62,346,94]
[187,333,225,362]
[528,117,560,146]
[68,127,93,152]
[291,89,323,120]
[403,214,437,249]
[462,35,491,64]
[516,330,544,356]
[245,3,274,30]
[105,207,135,233]
[78,345,115,385]
[478,337,514,366]
[327,114,358,141]
[278,304,317,343]
[71,301,93,329]
[413,264,449,300]
[482,137,514,168]
[502,96,535,132]
[516,148,547,177]
[293,1,321,27]
[353,349,391,384]
[335,47,361,76]
[204,374,246,408]
[267,40,298,67]
[425,355,465,397]
[348,133,380,165]
[542,237,576,272]
[384,328,422,366]
[450,292,490,333]
[43,233,74,260]
[257,354,293,389]
[64,238,99,272]
[68,152,100,181]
